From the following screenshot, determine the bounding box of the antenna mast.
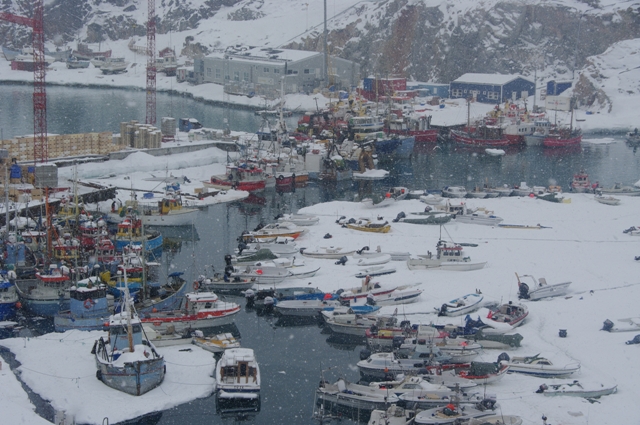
[146,0,157,126]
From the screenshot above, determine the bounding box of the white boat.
[316,378,400,411]
[287,266,321,279]
[357,349,453,380]
[96,57,129,74]
[353,169,390,180]
[191,330,240,353]
[420,194,444,205]
[230,265,291,284]
[339,278,398,303]
[398,385,486,409]
[366,286,423,306]
[476,302,529,334]
[502,353,580,377]
[354,245,410,261]
[413,398,499,424]
[398,337,483,363]
[435,293,484,316]
[140,291,241,333]
[361,196,395,208]
[441,186,467,198]
[516,274,571,301]
[94,282,165,396]
[137,192,198,226]
[237,236,299,258]
[276,213,319,226]
[595,194,620,205]
[356,254,392,266]
[274,299,340,317]
[602,317,640,332]
[440,201,503,226]
[485,148,505,156]
[407,241,486,271]
[326,314,397,337]
[598,183,640,196]
[355,266,397,278]
[491,185,513,197]
[467,187,488,198]
[301,246,355,259]
[511,182,533,197]
[536,380,617,398]
[215,348,261,399]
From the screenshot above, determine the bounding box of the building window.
[206,68,212,77]
[274,68,280,74]
[215,68,221,79]
[463,89,467,94]
[234,71,240,81]
[487,91,499,100]
[287,70,298,75]
[243,72,249,81]
[224,74,229,80]
[263,67,270,73]
[304,69,314,74]
[482,91,486,95]
[451,89,463,97]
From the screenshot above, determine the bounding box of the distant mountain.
[1,0,639,111]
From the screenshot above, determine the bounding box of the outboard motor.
[263,296,275,314]
[254,222,266,232]
[224,254,233,266]
[602,319,614,332]
[497,352,510,363]
[335,215,346,224]
[518,282,530,299]
[245,289,256,308]
[438,303,448,317]
[366,294,376,306]
[347,218,356,224]
[359,348,372,360]
[237,242,247,255]
[274,214,283,220]
[392,212,406,223]
[335,256,348,266]
[392,335,405,349]
[237,230,249,242]
[356,246,370,255]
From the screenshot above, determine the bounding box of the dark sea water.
[1,83,639,424]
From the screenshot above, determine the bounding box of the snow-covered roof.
[207,47,320,64]
[453,73,532,85]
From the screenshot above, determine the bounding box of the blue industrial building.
[546,80,572,96]
[449,73,535,104]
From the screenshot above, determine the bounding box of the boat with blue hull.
[54,277,111,331]
[93,282,165,396]
[14,266,72,316]
[0,273,19,320]
[113,214,163,253]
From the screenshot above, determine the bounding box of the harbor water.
[0,83,639,424]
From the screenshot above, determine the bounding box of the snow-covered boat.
[440,201,503,226]
[398,385,486,409]
[598,183,640,196]
[353,246,411,261]
[14,265,72,316]
[355,253,392,266]
[413,398,499,424]
[602,317,640,332]
[355,266,397,278]
[54,277,110,331]
[511,182,533,197]
[237,236,299,258]
[274,299,340,317]
[595,194,620,205]
[346,218,391,233]
[138,191,199,226]
[454,361,510,384]
[441,186,467,198]
[357,349,453,380]
[338,278,397,303]
[476,302,529,334]
[353,169,390,180]
[435,293,484,316]
[316,378,399,411]
[301,246,355,259]
[240,222,308,241]
[367,405,417,425]
[191,330,241,353]
[536,380,617,398]
[94,284,165,396]
[206,164,266,192]
[276,213,319,226]
[463,329,524,350]
[366,286,423,306]
[229,265,291,284]
[326,314,397,337]
[215,348,261,399]
[501,353,580,377]
[407,241,486,271]
[516,274,571,301]
[140,291,240,333]
[420,194,444,205]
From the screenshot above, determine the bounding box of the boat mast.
[123,261,134,353]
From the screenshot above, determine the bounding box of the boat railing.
[96,337,111,362]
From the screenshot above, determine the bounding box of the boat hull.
[95,355,165,396]
[141,209,198,226]
[54,312,109,332]
[141,307,240,333]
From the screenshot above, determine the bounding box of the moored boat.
[536,380,617,398]
[206,164,266,192]
[54,277,110,331]
[435,293,484,316]
[0,273,18,320]
[407,241,486,271]
[14,265,72,316]
[502,353,580,377]
[215,348,261,399]
[316,378,400,412]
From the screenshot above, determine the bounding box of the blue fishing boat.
[113,214,163,252]
[0,272,19,320]
[54,276,110,331]
[93,280,165,396]
[14,265,72,316]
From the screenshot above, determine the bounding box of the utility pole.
[323,0,328,88]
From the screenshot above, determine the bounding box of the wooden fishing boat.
[346,218,391,233]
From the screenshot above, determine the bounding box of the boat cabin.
[218,348,259,386]
[108,312,144,348]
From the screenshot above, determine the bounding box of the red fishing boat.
[387,115,438,145]
[206,164,266,192]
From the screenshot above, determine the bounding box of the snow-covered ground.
[2,169,640,423]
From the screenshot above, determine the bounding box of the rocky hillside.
[1,0,639,110]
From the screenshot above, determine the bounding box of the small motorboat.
[316,378,399,412]
[602,317,640,332]
[355,266,397,278]
[595,194,620,205]
[353,245,410,261]
[413,397,499,424]
[301,246,356,259]
[345,218,391,233]
[516,273,571,301]
[454,361,510,384]
[366,286,422,306]
[276,213,319,226]
[501,353,580,377]
[215,348,260,400]
[467,416,523,425]
[191,330,240,353]
[274,299,340,317]
[355,253,392,266]
[435,293,484,316]
[441,186,467,198]
[536,380,617,398]
[476,302,529,334]
[420,194,444,205]
[368,405,417,425]
[229,265,291,284]
[357,349,453,380]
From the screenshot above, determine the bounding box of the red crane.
[146,0,156,126]
[0,0,48,164]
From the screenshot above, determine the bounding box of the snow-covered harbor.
[1,177,640,423]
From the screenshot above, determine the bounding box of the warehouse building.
[449,73,535,104]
